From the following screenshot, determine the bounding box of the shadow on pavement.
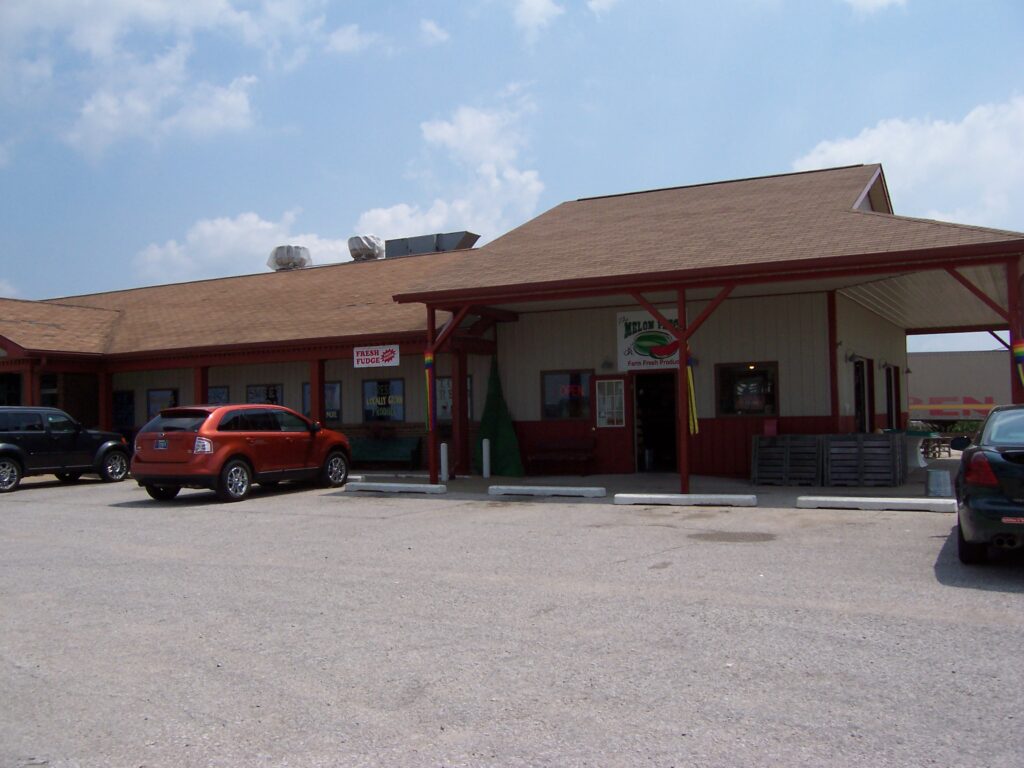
[933,525,1024,593]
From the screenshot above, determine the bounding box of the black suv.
[0,407,131,492]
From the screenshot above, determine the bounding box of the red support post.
[426,307,439,484]
[22,363,38,406]
[677,288,690,493]
[452,348,469,476]
[309,359,325,423]
[827,291,840,431]
[192,365,209,405]
[1008,260,1023,404]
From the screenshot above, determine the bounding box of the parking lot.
[2,478,1023,768]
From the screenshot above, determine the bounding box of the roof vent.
[267,245,312,271]
[348,235,385,261]
[384,231,480,259]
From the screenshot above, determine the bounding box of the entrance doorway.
[635,372,677,471]
[0,374,20,405]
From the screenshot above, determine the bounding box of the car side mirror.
[310,422,322,433]
[950,436,970,451]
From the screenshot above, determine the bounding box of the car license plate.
[154,438,168,450]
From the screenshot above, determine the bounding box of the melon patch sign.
[354,345,400,368]
[617,310,680,371]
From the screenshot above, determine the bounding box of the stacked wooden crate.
[751,435,822,486]
[824,433,906,487]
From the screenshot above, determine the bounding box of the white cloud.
[355,91,544,241]
[794,95,1024,230]
[842,0,906,12]
[0,1,325,155]
[420,19,450,46]
[63,44,257,157]
[326,24,379,54]
[135,210,349,285]
[512,0,565,39]
[587,0,622,14]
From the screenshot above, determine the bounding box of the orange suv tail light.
[194,437,213,454]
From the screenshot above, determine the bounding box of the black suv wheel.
[0,456,22,493]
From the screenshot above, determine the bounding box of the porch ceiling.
[472,262,1010,333]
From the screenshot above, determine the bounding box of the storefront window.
[363,379,405,422]
[302,381,342,423]
[542,371,592,419]
[716,362,777,416]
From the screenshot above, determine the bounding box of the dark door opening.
[635,372,677,472]
[0,374,21,405]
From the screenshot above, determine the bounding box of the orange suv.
[131,404,350,502]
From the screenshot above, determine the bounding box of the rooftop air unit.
[267,245,312,271]
[348,235,385,261]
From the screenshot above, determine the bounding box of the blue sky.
[1,0,1022,352]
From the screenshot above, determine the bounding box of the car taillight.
[194,437,213,454]
[965,452,999,487]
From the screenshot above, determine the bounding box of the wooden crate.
[824,434,905,487]
[752,435,822,486]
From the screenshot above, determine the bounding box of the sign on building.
[617,310,680,371]
[353,345,400,368]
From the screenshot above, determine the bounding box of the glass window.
[147,389,178,419]
[716,362,778,417]
[362,379,405,422]
[596,379,625,427]
[247,384,282,405]
[983,409,1024,445]
[46,412,77,433]
[207,386,230,405]
[275,410,309,433]
[542,371,592,420]
[302,381,342,423]
[140,410,210,433]
[437,376,473,422]
[4,412,43,431]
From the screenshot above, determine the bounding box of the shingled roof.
[13,251,469,355]
[0,297,121,355]
[394,164,1024,303]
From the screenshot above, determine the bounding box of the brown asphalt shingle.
[0,298,120,354]
[394,164,1024,300]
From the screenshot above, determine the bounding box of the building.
[3,164,1023,489]
[907,350,1011,425]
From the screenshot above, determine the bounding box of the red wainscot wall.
[690,416,837,478]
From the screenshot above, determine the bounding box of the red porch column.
[452,348,469,476]
[22,363,38,406]
[309,358,325,422]
[98,371,113,430]
[827,291,840,430]
[677,288,690,493]
[426,308,439,484]
[1009,259,1024,404]
[192,366,209,405]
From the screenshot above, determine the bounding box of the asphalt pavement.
[1,476,1022,767]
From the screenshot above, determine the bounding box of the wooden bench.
[525,436,595,476]
[350,436,422,469]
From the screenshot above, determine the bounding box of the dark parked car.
[131,404,350,502]
[952,404,1024,564]
[0,406,131,492]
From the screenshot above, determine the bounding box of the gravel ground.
[1,477,1022,768]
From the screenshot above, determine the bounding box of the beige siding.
[208,362,308,410]
[836,294,908,417]
[111,368,192,426]
[497,294,831,419]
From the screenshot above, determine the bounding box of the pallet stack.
[751,435,823,486]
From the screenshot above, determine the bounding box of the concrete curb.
[489,485,607,498]
[346,482,447,495]
[614,493,757,507]
[796,496,956,513]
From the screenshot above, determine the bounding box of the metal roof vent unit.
[267,245,312,271]
[384,231,480,259]
[348,235,385,261]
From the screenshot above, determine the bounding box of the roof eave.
[393,239,1024,306]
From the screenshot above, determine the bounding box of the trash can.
[926,469,952,498]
